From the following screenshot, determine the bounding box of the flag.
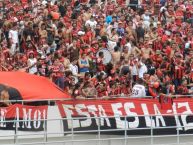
[160,95,173,110]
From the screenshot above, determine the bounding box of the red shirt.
[175,36,183,45]
[175,10,184,26]
[21,0,28,3]
[153,40,163,51]
[96,58,105,72]
[161,35,168,43]
[109,86,121,96]
[96,82,108,97]
[165,46,172,57]
[177,85,188,95]
[84,31,93,44]
[157,28,164,36]
[149,87,158,98]
[106,4,115,13]
[173,65,184,80]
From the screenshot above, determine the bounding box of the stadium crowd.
[0,0,193,99]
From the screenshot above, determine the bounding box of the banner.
[57,98,193,135]
[0,72,70,100]
[0,104,48,131]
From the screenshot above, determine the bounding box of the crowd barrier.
[0,112,193,145]
[0,96,193,145]
[0,94,192,104]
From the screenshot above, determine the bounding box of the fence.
[0,94,192,104]
[1,113,193,145]
[0,96,193,145]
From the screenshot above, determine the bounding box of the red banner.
[0,72,70,100]
[0,104,48,131]
[57,98,193,135]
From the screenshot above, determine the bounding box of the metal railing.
[1,113,193,145]
[0,94,192,105]
[0,96,192,144]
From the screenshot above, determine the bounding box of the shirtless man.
[125,21,137,40]
[130,42,141,57]
[111,46,121,64]
[122,46,130,60]
[63,25,73,44]
[141,42,153,60]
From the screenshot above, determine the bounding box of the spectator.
[131,79,146,98]
[78,53,90,75]
[27,51,37,74]
[9,23,19,55]
[138,61,147,79]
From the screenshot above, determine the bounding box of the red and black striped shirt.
[173,66,184,80]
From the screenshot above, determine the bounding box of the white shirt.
[28,58,37,74]
[69,64,78,76]
[138,63,147,78]
[9,30,19,44]
[85,20,97,29]
[131,84,146,98]
[69,64,79,84]
[125,42,132,53]
[142,14,150,29]
[131,65,138,76]
[106,24,113,36]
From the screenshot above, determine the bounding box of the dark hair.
[58,22,64,28]
[47,14,53,20]
[85,72,91,78]
[65,71,72,77]
[114,46,119,52]
[137,78,144,84]
[149,68,156,76]
[111,28,116,33]
[96,74,103,82]
[0,84,8,94]
[98,51,103,57]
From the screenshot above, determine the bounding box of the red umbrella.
[0,72,71,100]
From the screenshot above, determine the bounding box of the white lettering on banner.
[22,108,32,129]
[98,105,111,127]
[13,107,20,128]
[60,101,193,132]
[173,103,182,130]
[43,109,46,129]
[62,105,80,129]
[178,102,193,131]
[141,104,155,127]
[33,110,41,129]
[124,103,139,128]
[75,104,92,127]
[153,104,166,127]
[111,103,128,129]
[87,105,99,126]
[0,109,7,128]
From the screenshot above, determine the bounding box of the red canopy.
[0,72,71,100]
